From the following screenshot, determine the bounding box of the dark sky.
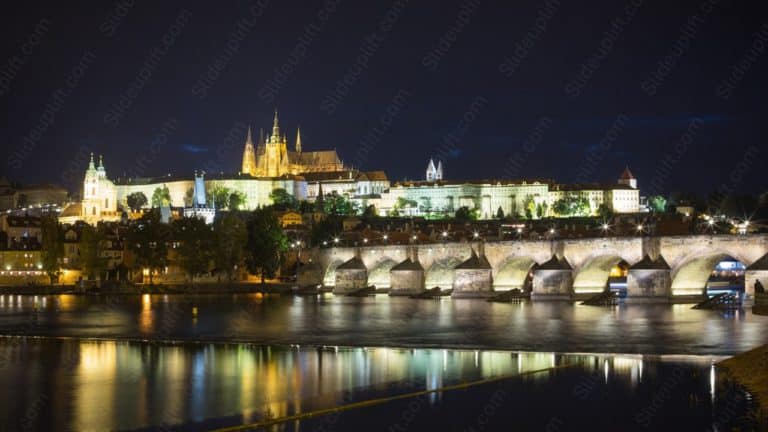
[1,0,766,196]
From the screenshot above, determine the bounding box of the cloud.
[182,144,209,153]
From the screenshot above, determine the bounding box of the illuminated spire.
[88,152,95,170]
[246,125,253,145]
[272,109,280,138]
[98,154,104,171]
[296,127,302,152]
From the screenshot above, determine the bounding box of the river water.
[0,293,765,431]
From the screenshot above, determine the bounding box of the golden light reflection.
[76,342,117,431]
[139,294,153,333]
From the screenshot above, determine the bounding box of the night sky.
[1,0,766,196]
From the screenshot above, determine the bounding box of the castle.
[241,111,345,177]
[59,110,642,225]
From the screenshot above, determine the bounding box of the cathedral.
[241,110,345,177]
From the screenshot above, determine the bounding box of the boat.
[344,285,377,297]
[410,287,450,299]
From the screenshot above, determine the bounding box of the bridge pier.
[333,251,368,295]
[390,247,426,296]
[452,247,494,298]
[297,261,323,287]
[531,255,573,300]
[625,255,671,303]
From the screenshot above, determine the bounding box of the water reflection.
[0,338,729,431]
[0,294,765,356]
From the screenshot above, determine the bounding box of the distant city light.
[383,234,388,240]
[333,237,339,243]
[442,231,448,237]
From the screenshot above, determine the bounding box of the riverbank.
[717,344,768,424]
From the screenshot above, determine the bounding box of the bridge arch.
[425,257,463,290]
[670,252,745,296]
[493,256,536,291]
[367,258,398,288]
[572,255,628,294]
[323,259,345,287]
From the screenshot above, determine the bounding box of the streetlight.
[363,238,368,244]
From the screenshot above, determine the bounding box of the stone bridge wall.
[305,234,768,301]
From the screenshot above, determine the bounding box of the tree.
[207,186,231,209]
[362,204,378,219]
[126,192,148,212]
[229,191,246,211]
[270,188,297,210]
[151,185,171,207]
[213,212,248,282]
[454,206,477,223]
[172,216,214,284]
[310,216,341,247]
[597,203,613,219]
[245,208,288,284]
[496,206,505,219]
[127,210,169,285]
[80,224,107,280]
[552,195,591,217]
[648,195,667,213]
[324,192,355,216]
[40,216,63,285]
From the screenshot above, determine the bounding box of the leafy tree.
[454,206,477,223]
[80,224,107,280]
[523,196,537,219]
[151,185,172,207]
[536,203,548,219]
[126,192,148,212]
[172,216,214,284]
[40,216,63,285]
[362,204,378,219]
[310,216,342,247]
[207,186,231,209]
[245,208,288,283]
[552,195,591,217]
[213,212,248,282]
[597,203,613,219]
[298,200,315,213]
[648,195,667,213]
[324,192,356,216]
[127,210,170,285]
[229,191,246,211]
[270,188,297,210]
[496,206,505,219]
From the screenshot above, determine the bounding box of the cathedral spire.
[296,127,302,152]
[98,155,105,172]
[246,125,253,145]
[88,152,95,170]
[272,109,280,138]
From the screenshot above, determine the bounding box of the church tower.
[241,126,257,176]
[618,166,637,189]
[81,153,117,224]
[259,110,290,177]
[296,127,302,153]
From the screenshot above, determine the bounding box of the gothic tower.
[260,110,290,177]
[241,126,257,176]
[296,127,302,153]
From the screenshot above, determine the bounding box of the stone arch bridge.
[300,234,768,302]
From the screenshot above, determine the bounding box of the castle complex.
[59,110,643,225]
